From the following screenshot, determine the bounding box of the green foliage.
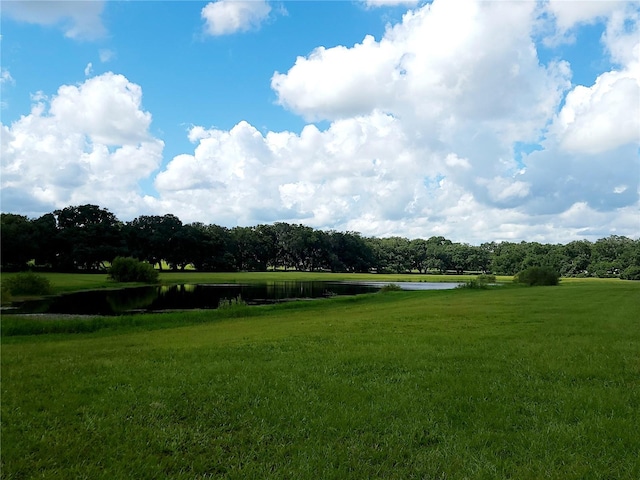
[0,214,37,270]
[476,273,496,284]
[217,294,248,310]
[458,274,496,289]
[514,266,560,286]
[3,271,52,295]
[108,257,159,283]
[379,283,402,292]
[3,204,640,277]
[54,204,123,271]
[620,265,640,281]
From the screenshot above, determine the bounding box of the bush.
[514,266,560,286]
[379,283,402,293]
[620,265,640,281]
[458,274,495,290]
[108,257,159,283]
[3,271,52,295]
[218,295,248,310]
[477,274,496,284]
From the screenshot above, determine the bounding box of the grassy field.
[2,278,639,478]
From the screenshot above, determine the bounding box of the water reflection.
[11,281,378,316]
[10,281,461,316]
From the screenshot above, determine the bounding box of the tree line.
[1,204,639,279]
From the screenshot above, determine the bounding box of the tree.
[125,214,183,269]
[53,204,123,270]
[425,236,453,273]
[191,224,235,271]
[366,237,412,273]
[591,235,637,277]
[165,224,211,270]
[491,242,527,275]
[326,231,374,273]
[408,239,430,273]
[0,214,37,270]
[291,226,329,271]
[561,240,592,276]
[231,226,276,271]
[31,213,59,268]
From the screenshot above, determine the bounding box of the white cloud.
[2,0,107,40]
[553,67,640,154]
[1,69,15,85]
[201,0,272,36]
[154,111,424,227]
[2,0,638,244]
[99,49,116,63]
[159,0,636,240]
[544,0,626,31]
[542,1,640,185]
[48,73,154,145]
[362,0,421,8]
[540,0,639,47]
[272,0,570,145]
[84,62,93,76]
[1,73,163,217]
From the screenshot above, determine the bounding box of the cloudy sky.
[1,0,639,244]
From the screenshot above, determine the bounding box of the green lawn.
[2,280,639,479]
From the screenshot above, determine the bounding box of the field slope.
[2,281,639,479]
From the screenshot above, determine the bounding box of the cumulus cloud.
[3,0,638,244]
[552,68,640,154]
[1,73,163,217]
[544,0,625,33]
[2,0,107,40]
[157,0,637,240]
[154,111,425,228]
[202,0,272,36]
[272,0,570,143]
[539,1,639,207]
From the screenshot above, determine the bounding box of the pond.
[7,281,462,316]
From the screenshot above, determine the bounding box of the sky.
[1,0,639,244]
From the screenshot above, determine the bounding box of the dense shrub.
[514,266,560,286]
[620,266,640,281]
[4,271,52,295]
[108,257,159,283]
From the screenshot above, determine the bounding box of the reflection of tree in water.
[159,284,196,295]
[105,287,159,313]
[13,282,382,315]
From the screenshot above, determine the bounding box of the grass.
[2,279,639,478]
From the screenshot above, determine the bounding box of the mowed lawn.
[2,281,639,479]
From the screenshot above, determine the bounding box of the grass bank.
[2,281,639,478]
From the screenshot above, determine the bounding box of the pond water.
[8,281,461,316]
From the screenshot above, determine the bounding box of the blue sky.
[1,1,639,243]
